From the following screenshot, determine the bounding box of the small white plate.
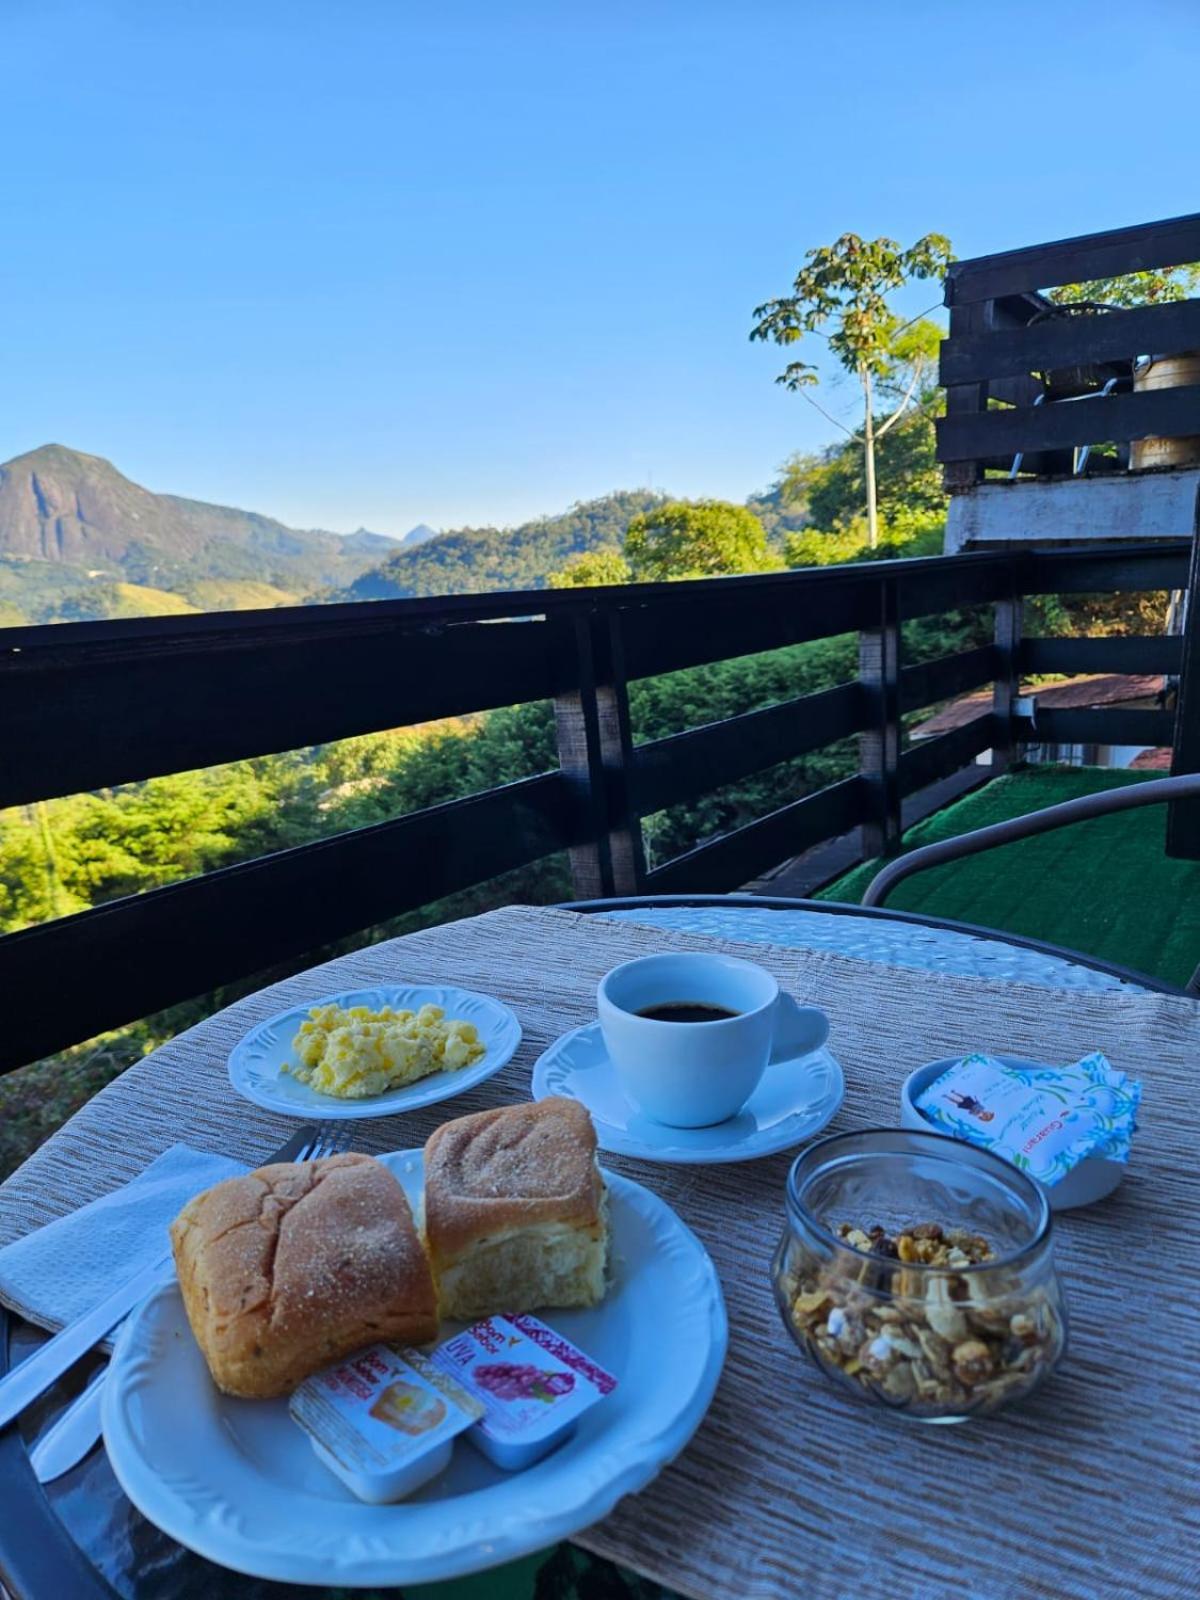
[101,1151,727,1588]
[532,1022,845,1164]
[227,984,522,1120]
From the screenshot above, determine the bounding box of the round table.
[569,894,1163,993]
[0,895,1170,1600]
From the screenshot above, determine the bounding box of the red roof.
[1129,747,1173,770]
[912,674,1164,739]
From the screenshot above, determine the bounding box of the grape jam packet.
[431,1313,617,1471]
[915,1051,1141,1187]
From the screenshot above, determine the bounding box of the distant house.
[910,673,1171,770]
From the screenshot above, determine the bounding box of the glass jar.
[772,1128,1067,1422]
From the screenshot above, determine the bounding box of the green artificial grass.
[819,766,1200,989]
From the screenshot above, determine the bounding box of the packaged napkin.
[915,1052,1141,1187]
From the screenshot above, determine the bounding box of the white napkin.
[0,1144,247,1338]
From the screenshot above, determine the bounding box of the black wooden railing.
[938,210,1200,486]
[936,211,1200,858]
[0,539,1192,1074]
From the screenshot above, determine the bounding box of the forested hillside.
[339,489,670,599]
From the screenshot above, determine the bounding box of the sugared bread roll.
[170,1152,438,1398]
[423,1097,608,1321]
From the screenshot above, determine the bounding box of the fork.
[296,1122,354,1163]
[27,1121,354,1483]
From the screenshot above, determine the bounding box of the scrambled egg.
[285,1003,484,1099]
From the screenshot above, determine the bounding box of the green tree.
[779,401,944,533]
[1050,263,1200,308]
[547,547,631,588]
[783,505,946,570]
[750,232,953,548]
[624,500,773,581]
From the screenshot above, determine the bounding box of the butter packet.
[290,1343,484,1503]
[915,1051,1141,1187]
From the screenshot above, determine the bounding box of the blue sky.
[3,0,1198,535]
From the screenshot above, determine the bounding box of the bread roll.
[423,1097,608,1321]
[170,1152,438,1398]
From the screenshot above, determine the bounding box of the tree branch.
[874,358,925,440]
[796,387,858,439]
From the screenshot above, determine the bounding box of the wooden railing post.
[992,575,1024,775]
[940,294,989,494]
[858,576,902,859]
[553,606,645,897]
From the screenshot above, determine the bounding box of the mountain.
[0,449,668,621]
[0,445,395,623]
[0,448,786,626]
[339,525,436,554]
[342,527,401,554]
[338,490,667,601]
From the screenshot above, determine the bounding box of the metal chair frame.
[861,773,1200,994]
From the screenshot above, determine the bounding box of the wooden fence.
[938,210,1200,486]
[0,540,1191,1073]
[937,211,1200,857]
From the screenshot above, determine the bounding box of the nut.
[880,1361,916,1401]
[791,1288,833,1320]
[838,1225,875,1253]
[925,1277,971,1343]
[964,1279,1016,1335]
[1010,1311,1039,1344]
[916,1325,951,1370]
[951,1339,994,1386]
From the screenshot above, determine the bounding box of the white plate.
[533,1022,845,1164]
[227,985,522,1120]
[101,1150,727,1587]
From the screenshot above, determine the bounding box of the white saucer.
[532,1022,845,1164]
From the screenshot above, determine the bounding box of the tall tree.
[778,400,944,534]
[547,547,631,588]
[750,232,953,547]
[624,500,772,581]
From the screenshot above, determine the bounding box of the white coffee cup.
[597,952,829,1128]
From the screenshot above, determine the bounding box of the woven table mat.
[1,904,1197,1600]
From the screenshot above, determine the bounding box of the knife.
[1,1123,319,1438]
[29,1358,110,1482]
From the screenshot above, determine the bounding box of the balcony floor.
[817,766,1200,990]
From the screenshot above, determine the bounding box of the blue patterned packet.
[915,1052,1141,1186]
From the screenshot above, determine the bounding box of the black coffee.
[637,1002,740,1024]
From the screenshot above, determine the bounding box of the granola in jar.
[776,1130,1068,1421]
[777,1218,1065,1419]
